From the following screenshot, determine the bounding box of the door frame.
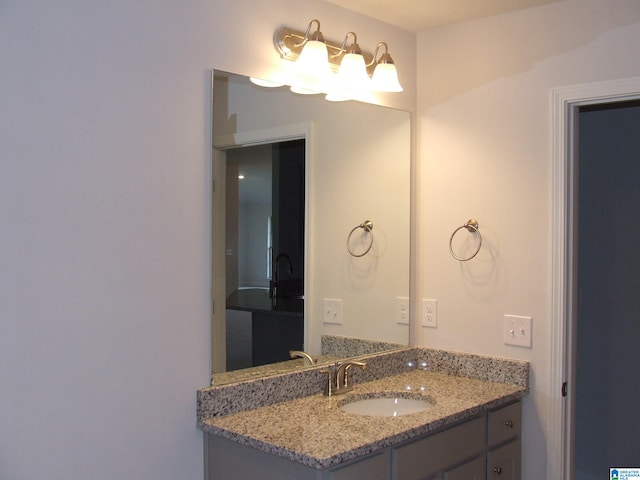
[549,76,640,479]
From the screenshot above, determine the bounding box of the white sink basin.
[340,395,433,417]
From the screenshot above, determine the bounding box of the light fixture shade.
[325,49,370,102]
[324,92,349,102]
[290,39,332,94]
[249,77,285,88]
[336,53,370,91]
[371,62,403,93]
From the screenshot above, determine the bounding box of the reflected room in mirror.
[210,70,411,385]
[225,139,305,371]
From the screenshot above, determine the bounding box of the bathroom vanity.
[204,400,521,479]
[197,348,528,480]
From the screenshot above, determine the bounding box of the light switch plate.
[503,314,532,348]
[323,298,343,324]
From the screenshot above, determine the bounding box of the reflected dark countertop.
[226,288,303,316]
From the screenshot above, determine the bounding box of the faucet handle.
[321,361,367,396]
[343,362,369,387]
[336,360,368,392]
[320,369,336,396]
[342,363,360,388]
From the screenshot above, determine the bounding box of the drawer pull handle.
[504,420,514,428]
[493,466,503,475]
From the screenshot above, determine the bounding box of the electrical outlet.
[422,299,437,328]
[396,297,410,325]
[503,314,532,348]
[323,298,343,324]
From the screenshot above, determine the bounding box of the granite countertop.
[200,367,527,470]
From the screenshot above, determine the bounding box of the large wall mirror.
[211,70,410,383]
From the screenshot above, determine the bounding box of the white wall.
[415,1,640,479]
[0,1,415,479]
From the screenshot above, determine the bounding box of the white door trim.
[549,76,640,479]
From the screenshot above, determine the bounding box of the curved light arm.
[293,19,323,48]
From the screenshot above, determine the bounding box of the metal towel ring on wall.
[449,219,482,261]
[347,220,374,257]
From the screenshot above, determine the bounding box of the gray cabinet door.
[393,416,486,480]
[328,452,388,480]
[487,440,521,480]
[444,456,485,480]
[488,402,521,447]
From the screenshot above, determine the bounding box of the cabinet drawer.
[329,452,388,480]
[488,402,521,447]
[444,455,485,480]
[393,416,486,480]
[487,440,521,480]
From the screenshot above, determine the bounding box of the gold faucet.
[289,350,317,365]
[321,360,368,396]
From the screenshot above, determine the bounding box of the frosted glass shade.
[325,53,370,101]
[336,53,370,90]
[371,63,403,92]
[249,77,285,88]
[290,40,332,94]
[324,92,349,102]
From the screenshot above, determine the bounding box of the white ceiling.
[324,0,560,32]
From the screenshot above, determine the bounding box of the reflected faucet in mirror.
[289,350,317,365]
[270,252,293,308]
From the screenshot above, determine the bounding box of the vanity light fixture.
[286,19,333,95]
[370,42,403,93]
[326,32,371,102]
[272,19,403,99]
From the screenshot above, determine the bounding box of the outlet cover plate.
[422,299,438,328]
[396,297,410,325]
[503,314,532,348]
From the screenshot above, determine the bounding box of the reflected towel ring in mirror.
[347,220,374,257]
[449,219,482,261]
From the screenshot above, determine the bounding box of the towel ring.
[347,220,374,257]
[449,219,482,261]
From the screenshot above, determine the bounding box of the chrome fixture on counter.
[321,360,368,396]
